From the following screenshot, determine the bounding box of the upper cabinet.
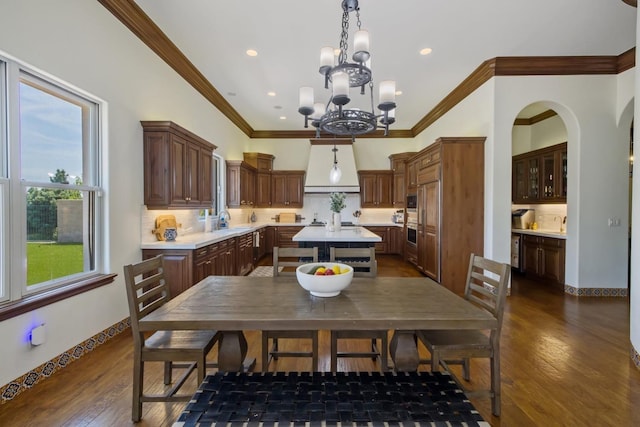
[389,152,416,208]
[226,160,257,208]
[244,153,274,208]
[271,171,305,208]
[142,121,217,209]
[513,142,567,204]
[358,170,394,208]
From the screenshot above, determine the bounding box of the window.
[0,52,110,314]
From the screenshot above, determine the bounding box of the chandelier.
[298,0,396,138]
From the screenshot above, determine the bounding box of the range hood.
[304,141,360,193]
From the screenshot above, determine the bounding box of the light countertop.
[512,229,567,239]
[292,226,382,242]
[141,222,396,250]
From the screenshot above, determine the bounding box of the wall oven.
[406,217,418,246]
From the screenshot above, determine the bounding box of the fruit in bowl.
[296,262,354,297]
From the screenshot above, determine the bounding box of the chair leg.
[330,331,338,372]
[462,357,471,381]
[272,338,279,360]
[163,361,172,385]
[491,350,501,416]
[430,349,440,372]
[197,352,206,384]
[261,332,270,371]
[370,338,377,361]
[380,334,389,372]
[132,351,143,422]
[311,332,319,371]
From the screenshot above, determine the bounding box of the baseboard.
[1,318,130,404]
[564,284,628,297]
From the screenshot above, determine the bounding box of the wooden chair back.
[329,246,377,277]
[463,253,511,334]
[123,255,170,347]
[273,246,319,276]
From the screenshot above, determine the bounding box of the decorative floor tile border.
[632,342,640,370]
[1,318,130,404]
[564,284,628,297]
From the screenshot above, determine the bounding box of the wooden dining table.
[138,275,497,372]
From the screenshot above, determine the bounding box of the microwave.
[406,194,417,210]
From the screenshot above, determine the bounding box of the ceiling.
[126,0,636,135]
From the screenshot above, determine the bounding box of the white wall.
[494,75,629,289]
[0,0,248,386]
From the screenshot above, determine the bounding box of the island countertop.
[292,226,382,242]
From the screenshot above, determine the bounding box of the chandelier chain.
[339,10,350,65]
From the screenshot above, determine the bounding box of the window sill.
[0,273,117,322]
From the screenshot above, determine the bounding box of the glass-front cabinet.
[512,142,567,204]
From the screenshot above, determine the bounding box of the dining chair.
[262,246,319,371]
[123,255,221,422]
[329,246,388,372]
[416,253,510,416]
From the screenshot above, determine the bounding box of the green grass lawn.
[27,242,83,286]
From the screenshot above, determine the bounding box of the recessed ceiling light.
[420,47,433,56]
[267,91,276,97]
[246,49,258,57]
[279,116,287,120]
[274,105,282,110]
[395,90,403,96]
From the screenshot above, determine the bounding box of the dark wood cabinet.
[389,226,404,255]
[274,226,303,248]
[407,159,418,190]
[522,234,565,285]
[271,171,305,208]
[409,137,485,295]
[389,152,415,208]
[226,160,256,208]
[513,142,567,204]
[142,121,217,209]
[244,153,274,208]
[141,249,193,298]
[237,232,254,276]
[264,226,275,254]
[364,226,388,253]
[358,171,393,208]
[143,236,242,298]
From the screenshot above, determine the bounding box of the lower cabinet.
[141,249,193,298]
[237,232,254,276]
[274,226,303,248]
[522,234,565,285]
[142,236,240,299]
[363,226,403,255]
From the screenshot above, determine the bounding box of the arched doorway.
[511,102,568,288]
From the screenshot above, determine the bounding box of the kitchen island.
[292,226,381,261]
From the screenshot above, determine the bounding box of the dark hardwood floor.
[1,255,638,426]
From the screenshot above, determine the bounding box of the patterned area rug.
[248,266,282,277]
[174,371,488,426]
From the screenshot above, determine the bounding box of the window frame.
[0,52,114,319]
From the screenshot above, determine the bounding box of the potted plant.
[329,192,346,231]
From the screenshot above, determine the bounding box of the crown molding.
[97,0,254,137]
[99,1,636,140]
[513,109,558,126]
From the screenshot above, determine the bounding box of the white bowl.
[295,262,354,297]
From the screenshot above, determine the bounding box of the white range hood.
[304,142,360,193]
